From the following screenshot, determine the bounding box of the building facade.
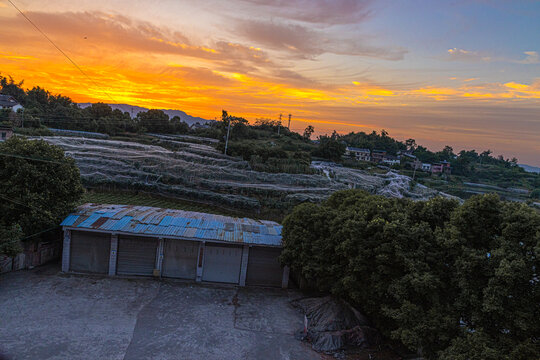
[61,204,289,288]
[0,125,13,141]
[382,155,400,166]
[422,163,432,172]
[370,150,386,163]
[0,95,23,112]
[431,161,451,174]
[345,146,371,161]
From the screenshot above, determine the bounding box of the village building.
[0,125,13,141]
[370,149,386,163]
[422,163,432,172]
[382,155,400,166]
[0,95,23,112]
[345,146,371,161]
[431,160,451,174]
[398,152,417,162]
[61,204,288,288]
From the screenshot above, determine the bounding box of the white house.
[0,95,23,112]
[422,163,432,172]
[382,155,400,166]
[346,146,371,161]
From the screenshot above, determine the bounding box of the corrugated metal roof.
[61,203,282,246]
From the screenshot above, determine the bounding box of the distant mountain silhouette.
[518,164,540,174]
[78,103,214,126]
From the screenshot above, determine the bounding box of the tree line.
[281,190,539,359]
[0,75,198,136]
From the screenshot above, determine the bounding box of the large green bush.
[281,190,539,359]
[0,137,84,241]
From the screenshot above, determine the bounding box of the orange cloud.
[1,9,539,164]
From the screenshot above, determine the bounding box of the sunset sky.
[1,0,539,165]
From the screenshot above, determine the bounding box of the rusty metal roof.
[61,203,282,246]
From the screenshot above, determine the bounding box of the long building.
[61,204,288,288]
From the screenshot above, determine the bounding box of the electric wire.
[7,0,117,104]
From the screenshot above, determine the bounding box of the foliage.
[0,224,23,257]
[341,129,406,155]
[281,190,539,359]
[0,137,84,238]
[303,125,314,139]
[0,75,193,136]
[312,131,346,162]
[82,190,244,217]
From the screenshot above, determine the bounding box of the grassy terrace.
[80,190,254,219]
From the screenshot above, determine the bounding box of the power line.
[0,151,68,165]
[0,194,60,240]
[7,0,117,104]
[0,193,42,212]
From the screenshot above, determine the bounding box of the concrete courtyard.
[0,264,321,360]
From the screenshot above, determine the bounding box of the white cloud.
[446,48,491,62]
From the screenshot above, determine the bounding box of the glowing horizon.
[0,0,539,165]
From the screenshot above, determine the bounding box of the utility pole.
[288,114,291,129]
[278,113,282,135]
[224,115,232,155]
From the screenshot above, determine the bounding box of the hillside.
[35,135,452,220]
[519,164,540,174]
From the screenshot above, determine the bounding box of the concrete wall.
[1,239,62,274]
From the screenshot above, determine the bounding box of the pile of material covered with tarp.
[292,296,381,353]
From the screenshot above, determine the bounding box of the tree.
[303,125,314,140]
[86,102,113,119]
[0,224,23,257]
[0,137,84,238]
[313,131,346,162]
[405,138,417,151]
[0,75,26,104]
[281,191,539,359]
[137,109,170,133]
[170,116,190,134]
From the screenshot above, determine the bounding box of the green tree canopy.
[0,137,84,240]
[136,109,170,133]
[281,190,539,359]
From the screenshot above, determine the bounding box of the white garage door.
[202,244,242,284]
[162,239,198,280]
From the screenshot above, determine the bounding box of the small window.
[1,132,6,139]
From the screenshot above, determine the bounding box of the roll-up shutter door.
[117,236,157,276]
[246,247,283,287]
[70,231,110,274]
[202,244,242,284]
[162,239,198,280]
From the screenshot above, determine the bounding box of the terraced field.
[37,136,452,217]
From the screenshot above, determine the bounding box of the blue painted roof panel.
[62,203,282,246]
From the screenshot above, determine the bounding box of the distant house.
[371,149,386,163]
[0,95,23,112]
[382,155,400,166]
[398,152,417,162]
[0,125,13,141]
[432,160,451,174]
[422,163,432,172]
[345,146,370,161]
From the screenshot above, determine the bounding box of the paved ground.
[0,264,321,360]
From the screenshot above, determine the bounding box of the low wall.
[0,240,62,274]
